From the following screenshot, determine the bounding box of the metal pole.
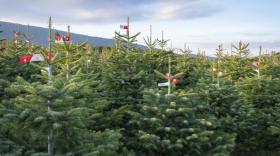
[47,16,53,156]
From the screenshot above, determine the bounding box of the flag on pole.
[30,54,44,62]
[165,73,171,79]
[172,78,178,85]
[55,32,71,44]
[20,54,32,64]
[158,82,169,87]
[20,53,51,64]
[63,35,71,44]
[120,25,128,29]
[55,32,63,44]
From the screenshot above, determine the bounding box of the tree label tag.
[158,82,169,87]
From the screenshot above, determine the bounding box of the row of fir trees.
[0,20,280,156]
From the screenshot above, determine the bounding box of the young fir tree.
[213,44,224,87]
[233,77,280,156]
[157,31,169,51]
[114,17,141,52]
[123,89,235,156]
[223,41,252,81]
[143,25,157,52]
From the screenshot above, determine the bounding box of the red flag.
[20,55,27,64]
[165,73,171,79]
[172,78,178,85]
[120,25,128,29]
[20,54,32,64]
[55,33,63,43]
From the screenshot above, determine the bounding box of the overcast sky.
[0,0,279,55]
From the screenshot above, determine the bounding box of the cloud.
[142,0,223,20]
[0,0,224,24]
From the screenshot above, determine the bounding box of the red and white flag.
[55,33,63,44]
[120,25,128,29]
[20,53,51,64]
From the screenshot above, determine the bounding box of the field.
[0,22,280,156]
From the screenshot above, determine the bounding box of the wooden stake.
[47,16,54,156]
[168,56,171,95]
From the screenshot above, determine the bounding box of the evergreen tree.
[115,17,141,52]
[143,25,157,51]
[123,89,235,156]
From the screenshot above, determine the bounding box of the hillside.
[0,21,113,46]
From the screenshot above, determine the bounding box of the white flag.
[158,82,169,87]
[30,54,44,62]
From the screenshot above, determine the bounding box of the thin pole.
[47,16,53,156]
[168,56,171,95]
[161,31,164,50]
[66,25,70,80]
[149,25,152,52]
[183,43,187,66]
[27,24,30,47]
[257,45,262,80]
[230,43,233,56]
[149,25,152,43]
[127,16,130,51]
[113,30,116,49]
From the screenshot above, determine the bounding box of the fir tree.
[123,89,235,156]
[143,25,157,51]
[114,17,141,52]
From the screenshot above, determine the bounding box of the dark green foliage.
[123,89,235,156]
[232,78,280,155]
[0,40,279,155]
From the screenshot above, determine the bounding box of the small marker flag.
[30,54,44,62]
[55,32,63,44]
[165,73,171,79]
[172,78,178,85]
[120,25,128,29]
[20,54,32,64]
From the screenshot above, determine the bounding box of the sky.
[0,0,279,56]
